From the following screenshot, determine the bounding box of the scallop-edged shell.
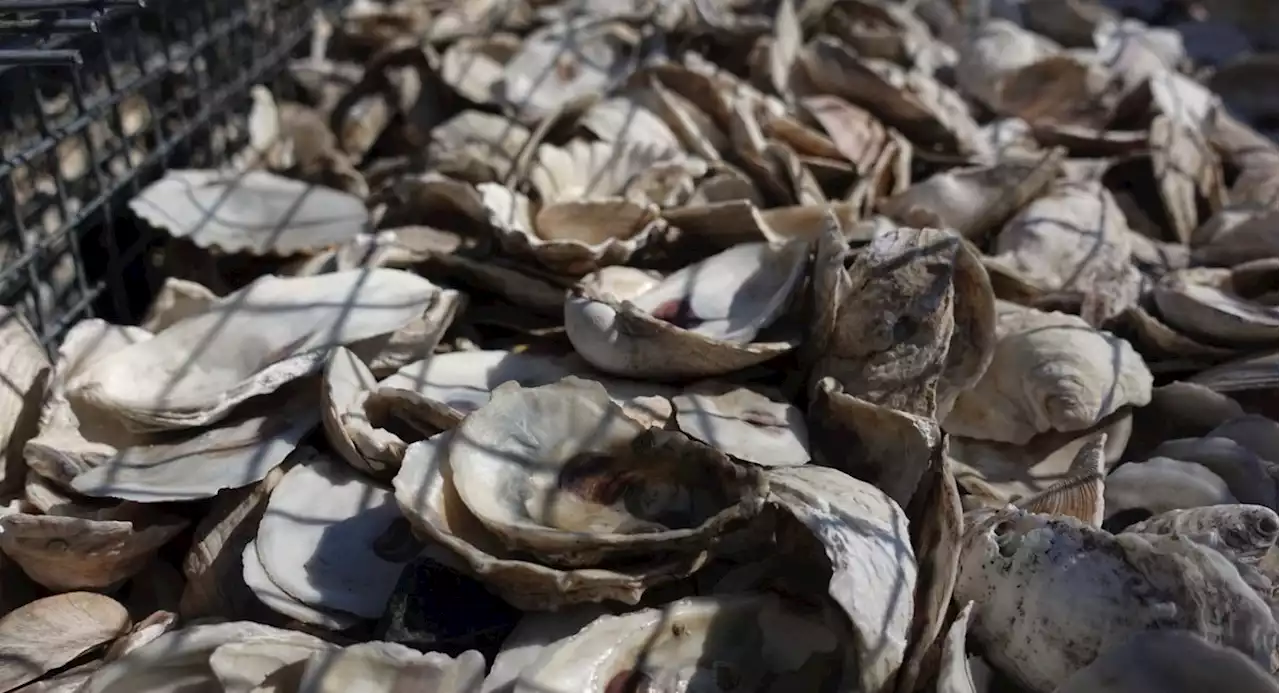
[0,307,48,493]
[1124,505,1279,565]
[671,381,809,467]
[393,431,708,610]
[767,465,916,693]
[1054,629,1275,693]
[807,221,996,420]
[1016,433,1108,528]
[956,509,1277,691]
[0,592,128,692]
[68,269,461,431]
[322,347,407,478]
[23,319,151,486]
[877,148,1063,241]
[479,164,671,276]
[0,504,186,592]
[944,302,1153,444]
[565,240,808,379]
[129,170,369,255]
[251,447,412,622]
[513,594,852,693]
[447,378,766,567]
[69,391,317,502]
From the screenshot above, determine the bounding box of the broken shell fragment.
[671,381,809,466]
[447,378,767,567]
[322,347,407,478]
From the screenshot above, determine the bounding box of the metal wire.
[0,0,335,354]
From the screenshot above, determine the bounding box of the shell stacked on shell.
[0,0,1276,691]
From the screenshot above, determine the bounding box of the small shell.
[0,505,186,592]
[565,241,807,379]
[1105,457,1237,523]
[1018,432,1108,527]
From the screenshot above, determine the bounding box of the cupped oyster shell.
[565,240,808,379]
[447,377,767,567]
[1124,504,1279,566]
[68,269,461,432]
[394,431,709,610]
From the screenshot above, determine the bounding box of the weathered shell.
[768,465,916,693]
[1153,268,1278,347]
[394,431,707,610]
[956,509,1277,691]
[1105,457,1237,523]
[1149,436,1278,510]
[68,269,461,431]
[209,633,333,693]
[253,448,412,621]
[0,505,186,592]
[944,302,1153,444]
[935,602,978,693]
[0,592,128,691]
[1054,629,1274,693]
[513,594,851,693]
[565,241,807,379]
[1124,505,1279,565]
[322,347,406,478]
[1209,415,1278,463]
[447,378,766,566]
[130,170,369,255]
[807,222,996,420]
[140,277,218,333]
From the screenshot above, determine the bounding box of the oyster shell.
[0,592,128,691]
[322,347,407,478]
[1055,629,1274,693]
[297,643,485,693]
[565,241,808,379]
[1124,505,1279,565]
[1105,457,1237,524]
[0,308,48,495]
[513,594,851,693]
[944,302,1153,444]
[68,269,461,431]
[670,381,810,467]
[447,378,766,566]
[956,509,1277,691]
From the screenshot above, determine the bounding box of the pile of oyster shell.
[0,0,1277,691]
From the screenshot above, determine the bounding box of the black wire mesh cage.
[0,0,334,354]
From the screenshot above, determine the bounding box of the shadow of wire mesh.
[0,0,341,356]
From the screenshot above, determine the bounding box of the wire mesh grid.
[0,0,335,355]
